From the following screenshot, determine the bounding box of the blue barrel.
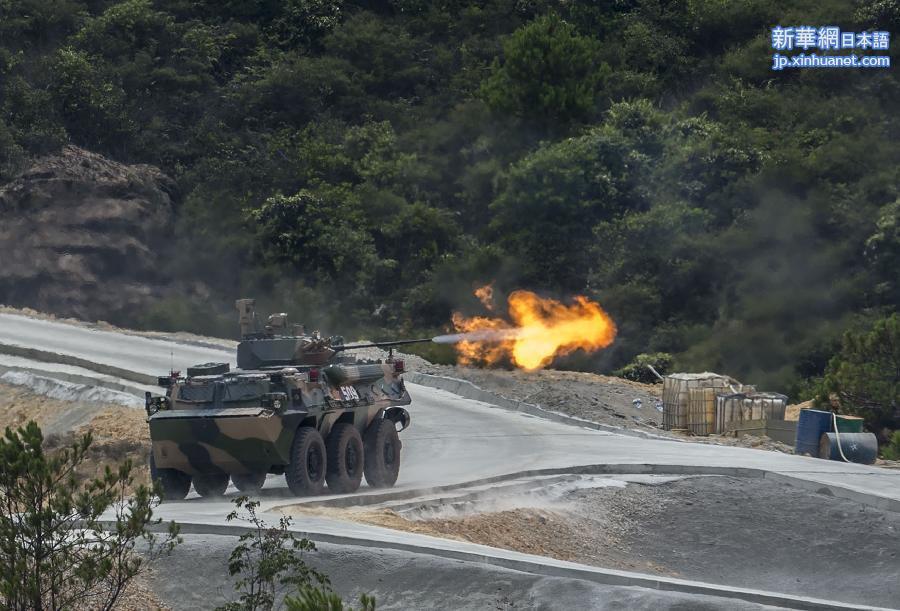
[795,409,833,456]
[819,432,878,465]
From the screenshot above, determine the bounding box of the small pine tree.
[818,314,900,438]
[0,421,180,610]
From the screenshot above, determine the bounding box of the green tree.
[866,200,900,305]
[489,100,663,290]
[0,421,180,610]
[48,47,132,151]
[480,13,609,125]
[818,314,900,437]
[247,188,380,284]
[216,496,331,611]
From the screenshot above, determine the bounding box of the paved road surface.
[1,311,898,610]
[1,312,896,504]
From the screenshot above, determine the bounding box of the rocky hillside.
[0,146,200,323]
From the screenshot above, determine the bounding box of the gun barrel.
[333,338,434,351]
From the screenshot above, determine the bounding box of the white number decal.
[340,385,360,401]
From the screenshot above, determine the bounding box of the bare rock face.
[0,146,186,323]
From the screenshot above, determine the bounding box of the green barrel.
[834,415,864,433]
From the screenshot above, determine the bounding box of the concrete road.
[2,311,897,504]
[2,311,899,610]
[0,312,236,374]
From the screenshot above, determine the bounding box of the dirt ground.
[419,365,666,432]
[418,364,804,454]
[312,476,900,608]
[0,381,151,486]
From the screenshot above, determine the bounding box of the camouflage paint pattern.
[147,298,421,477]
[148,362,410,475]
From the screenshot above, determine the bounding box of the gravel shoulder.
[418,365,665,433]
[312,475,900,608]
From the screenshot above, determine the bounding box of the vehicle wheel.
[231,472,268,493]
[325,424,364,494]
[364,418,401,488]
[149,452,191,501]
[193,473,229,498]
[285,427,326,496]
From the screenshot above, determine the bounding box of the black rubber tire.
[325,424,364,494]
[363,418,401,488]
[192,473,230,498]
[149,452,191,501]
[231,472,268,493]
[285,427,327,496]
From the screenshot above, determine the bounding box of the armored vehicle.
[146,299,429,500]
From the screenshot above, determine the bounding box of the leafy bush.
[882,430,900,461]
[286,590,376,611]
[615,352,673,384]
[217,496,337,611]
[0,0,898,394]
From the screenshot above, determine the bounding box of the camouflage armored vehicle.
[145,299,429,500]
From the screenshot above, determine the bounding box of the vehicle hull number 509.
[339,385,360,401]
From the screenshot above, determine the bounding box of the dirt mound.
[321,477,900,607]
[0,146,203,323]
[0,381,150,488]
[419,364,666,432]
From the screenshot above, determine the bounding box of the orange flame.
[474,282,494,310]
[451,289,617,370]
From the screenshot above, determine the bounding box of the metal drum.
[834,415,864,433]
[795,409,833,456]
[818,432,878,465]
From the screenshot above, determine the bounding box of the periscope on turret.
[145,299,431,500]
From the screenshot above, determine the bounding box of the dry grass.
[0,382,151,488]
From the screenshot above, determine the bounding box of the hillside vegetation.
[1,0,898,397]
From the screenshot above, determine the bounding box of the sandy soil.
[784,399,812,421]
[0,382,151,487]
[113,572,170,611]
